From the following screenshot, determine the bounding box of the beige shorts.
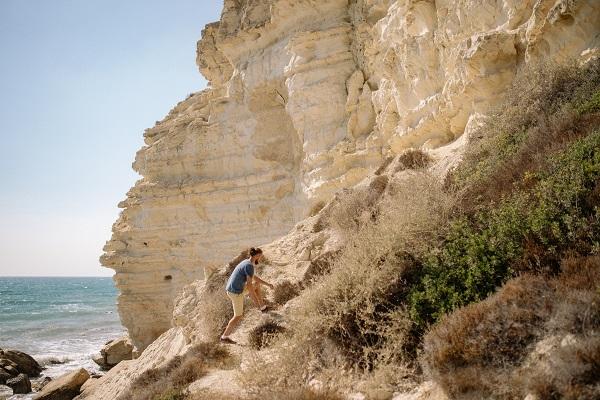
[227,288,248,317]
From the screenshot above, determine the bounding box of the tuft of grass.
[272,280,300,305]
[248,320,287,350]
[394,148,432,172]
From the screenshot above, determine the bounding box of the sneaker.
[220,337,237,344]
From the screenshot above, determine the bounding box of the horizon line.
[0,275,114,278]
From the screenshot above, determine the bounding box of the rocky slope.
[101,0,600,354]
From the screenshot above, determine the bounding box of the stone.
[0,367,13,385]
[6,373,31,395]
[0,349,43,377]
[91,354,106,370]
[33,368,90,400]
[32,376,53,391]
[92,336,133,370]
[101,0,600,353]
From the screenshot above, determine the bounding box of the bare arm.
[252,275,273,289]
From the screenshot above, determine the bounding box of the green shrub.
[408,131,600,329]
[421,255,600,399]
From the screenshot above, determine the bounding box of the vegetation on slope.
[148,60,599,400]
[239,60,600,398]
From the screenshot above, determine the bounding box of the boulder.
[6,373,32,394]
[0,367,13,385]
[33,368,89,400]
[0,349,43,376]
[92,336,133,370]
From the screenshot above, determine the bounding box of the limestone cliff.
[101,0,600,351]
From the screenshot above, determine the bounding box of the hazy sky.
[0,0,223,276]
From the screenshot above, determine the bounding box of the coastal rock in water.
[32,376,53,391]
[6,373,32,395]
[92,336,133,370]
[33,368,90,400]
[0,349,43,377]
[101,0,600,352]
[0,367,14,385]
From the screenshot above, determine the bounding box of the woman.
[220,247,273,344]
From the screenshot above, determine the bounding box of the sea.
[0,277,125,399]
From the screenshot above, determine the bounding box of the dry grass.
[189,387,343,400]
[272,280,300,305]
[248,320,287,350]
[394,148,432,172]
[238,172,456,395]
[328,175,389,236]
[305,173,455,364]
[189,275,233,342]
[422,255,600,399]
[120,343,229,400]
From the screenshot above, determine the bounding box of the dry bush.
[289,173,456,372]
[272,279,300,305]
[558,255,600,291]
[193,277,234,342]
[422,275,553,397]
[422,254,600,399]
[328,175,389,236]
[237,333,346,393]
[120,343,229,400]
[248,320,287,350]
[302,250,340,284]
[394,149,432,172]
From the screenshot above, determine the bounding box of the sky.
[0,0,223,276]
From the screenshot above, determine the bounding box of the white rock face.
[102,0,600,350]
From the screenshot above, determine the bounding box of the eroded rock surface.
[102,0,600,351]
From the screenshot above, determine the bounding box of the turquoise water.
[0,277,125,384]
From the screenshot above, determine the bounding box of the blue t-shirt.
[226,259,254,294]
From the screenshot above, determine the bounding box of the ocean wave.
[36,355,73,366]
[49,303,94,313]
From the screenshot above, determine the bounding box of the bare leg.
[247,284,265,308]
[222,315,242,338]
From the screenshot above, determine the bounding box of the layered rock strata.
[102,0,600,350]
